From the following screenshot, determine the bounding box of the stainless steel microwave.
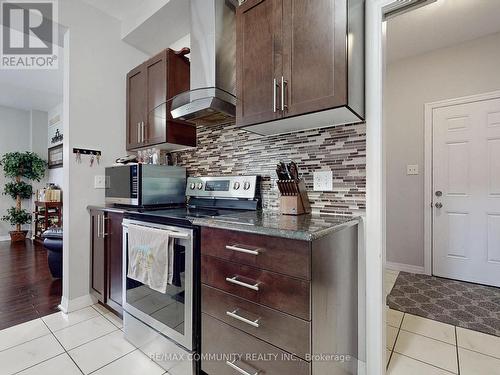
[105,164,186,207]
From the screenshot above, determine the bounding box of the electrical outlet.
[313,170,333,191]
[94,175,108,189]
[407,164,419,175]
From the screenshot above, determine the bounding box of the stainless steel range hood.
[171,0,237,126]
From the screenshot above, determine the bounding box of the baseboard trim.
[385,261,425,275]
[59,294,97,313]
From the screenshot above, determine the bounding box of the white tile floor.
[385,269,500,375]
[1,272,500,374]
[0,304,167,375]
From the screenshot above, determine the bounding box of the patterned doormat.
[387,272,500,337]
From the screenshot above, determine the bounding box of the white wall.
[385,32,500,268]
[47,103,64,188]
[59,0,148,310]
[0,105,31,239]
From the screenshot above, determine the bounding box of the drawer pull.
[226,245,259,256]
[226,309,261,328]
[225,276,260,291]
[226,360,260,375]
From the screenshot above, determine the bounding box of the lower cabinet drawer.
[202,313,311,375]
[202,285,311,359]
[202,255,310,320]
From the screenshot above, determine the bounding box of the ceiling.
[386,0,500,62]
[78,0,146,21]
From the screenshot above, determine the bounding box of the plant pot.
[9,230,28,243]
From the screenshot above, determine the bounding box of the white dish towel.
[127,223,174,293]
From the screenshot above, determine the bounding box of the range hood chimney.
[171,0,237,126]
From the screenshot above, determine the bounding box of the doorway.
[426,92,500,287]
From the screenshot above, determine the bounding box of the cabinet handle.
[281,76,288,112]
[225,276,260,291]
[137,123,141,143]
[226,245,259,256]
[226,308,260,328]
[101,215,108,237]
[273,78,279,113]
[226,360,260,375]
[141,122,145,143]
[96,214,101,238]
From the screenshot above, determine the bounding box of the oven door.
[122,219,194,351]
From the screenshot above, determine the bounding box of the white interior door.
[433,97,500,287]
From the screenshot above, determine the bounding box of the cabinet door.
[126,65,146,150]
[145,51,168,146]
[106,212,123,313]
[236,0,283,128]
[90,210,106,303]
[282,0,347,117]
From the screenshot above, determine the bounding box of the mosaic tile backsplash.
[170,122,366,216]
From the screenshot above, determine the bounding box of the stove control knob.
[197,182,203,190]
[189,183,196,190]
[243,181,251,190]
[233,182,240,190]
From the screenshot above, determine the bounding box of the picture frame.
[48,144,63,169]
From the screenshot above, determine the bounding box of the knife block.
[277,179,311,215]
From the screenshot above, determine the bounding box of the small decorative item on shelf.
[37,186,62,202]
[276,161,311,216]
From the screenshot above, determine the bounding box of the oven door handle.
[225,276,260,291]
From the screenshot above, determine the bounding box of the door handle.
[435,202,443,209]
[281,76,288,112]
[225,276,260,291]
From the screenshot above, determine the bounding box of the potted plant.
[1,152,46,242]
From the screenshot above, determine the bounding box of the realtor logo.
[1,0,58,69]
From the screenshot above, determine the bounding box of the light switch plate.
[313,170,333,191]
[407,164,419,175]
[94,175,108,189]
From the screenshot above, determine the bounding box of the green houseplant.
[1,152,46,242]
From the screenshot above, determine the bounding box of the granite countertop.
[87,205,360,241]
[192,211,360,241]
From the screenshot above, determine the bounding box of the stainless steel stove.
[122,175,259,375]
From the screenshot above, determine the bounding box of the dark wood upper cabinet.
[126,48,196,151]
[236,0,365,135]
[282,0,347,117]
[126,66,146,149]
[236,0,282,128]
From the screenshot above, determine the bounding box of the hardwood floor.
[0,239,62,330]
